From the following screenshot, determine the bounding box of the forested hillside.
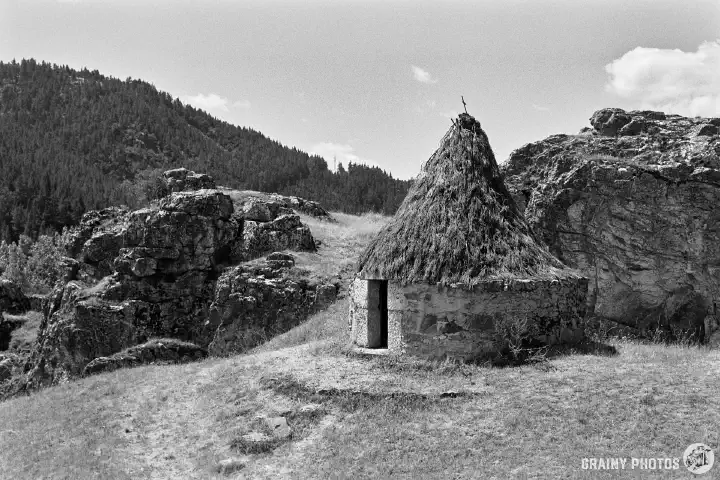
[0,59,410,242]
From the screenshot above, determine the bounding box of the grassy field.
[0,211,718,479]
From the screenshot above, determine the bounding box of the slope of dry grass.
[1,334,718,479]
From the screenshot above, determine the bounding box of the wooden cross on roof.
[461,96,468,114]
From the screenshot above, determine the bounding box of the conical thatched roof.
[358,113,580,286]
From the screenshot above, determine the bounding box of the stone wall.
[350,277,588,360]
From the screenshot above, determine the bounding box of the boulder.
[619,117,645,136]
[692,123,719,137]
[206,264,339,356]
[502,108,720,333]
[82,339,207,377]
[161,167,216,194]
[242,199,293,222]
[215,458,246,475]
[266,252,295,270]
[0,279,30,314]
[589,108,631,136]
[242,214,317,261]
[267,193,335,221]
[264,416,291,439]
[63,206,129,259]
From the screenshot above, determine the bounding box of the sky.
[1,0,719,180]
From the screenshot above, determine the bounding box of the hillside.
[0,59,410,242]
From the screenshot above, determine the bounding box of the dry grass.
[1,331,717,479]
[251,298,350,355]
[291,211,390,281]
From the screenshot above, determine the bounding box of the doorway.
[367,280,389,348]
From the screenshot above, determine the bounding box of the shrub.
[1,242,27,286]
[0,232,68,292]
[0,240,8,274]
[24,234,66,292]
[493,314,530,356]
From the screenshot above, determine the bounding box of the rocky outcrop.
[23,170,330,388]
[267,194,334,221]
[161,167,216,194]
[0,279,30,314]
[27,188,241,386]
[225,189,335,222]
[242,198,294,222]
[242,215,316,261]
[502,108,720,336]
[82,339,207,377]
[207,253,339,356]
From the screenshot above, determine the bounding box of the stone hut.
[349,113,589,360]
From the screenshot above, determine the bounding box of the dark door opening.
[379,280,388,348]
[367,279,389,348]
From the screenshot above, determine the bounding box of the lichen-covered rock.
[0,279,30,314]
[161,167,216,194]
[242,199,293,222]
[268,194,334,221]
[225,189,335,222]
[26,280,140,386]
[589,108,632,136]
[63,206,129,261]
[242,214,317,261]
[266,252,295,270]
[82,339,207,377]
[619,117,645,136]
[502,108,720,335]
[207,264,339,356]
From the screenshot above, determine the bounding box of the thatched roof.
[357,113,580,286]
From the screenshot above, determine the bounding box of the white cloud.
[309,142,380,171]
[411,65,438,84]
[532,103,550,112]
[605,41,720,117]
[179,93,251,114]
[180,93,230,112]
[440,109,459,119]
